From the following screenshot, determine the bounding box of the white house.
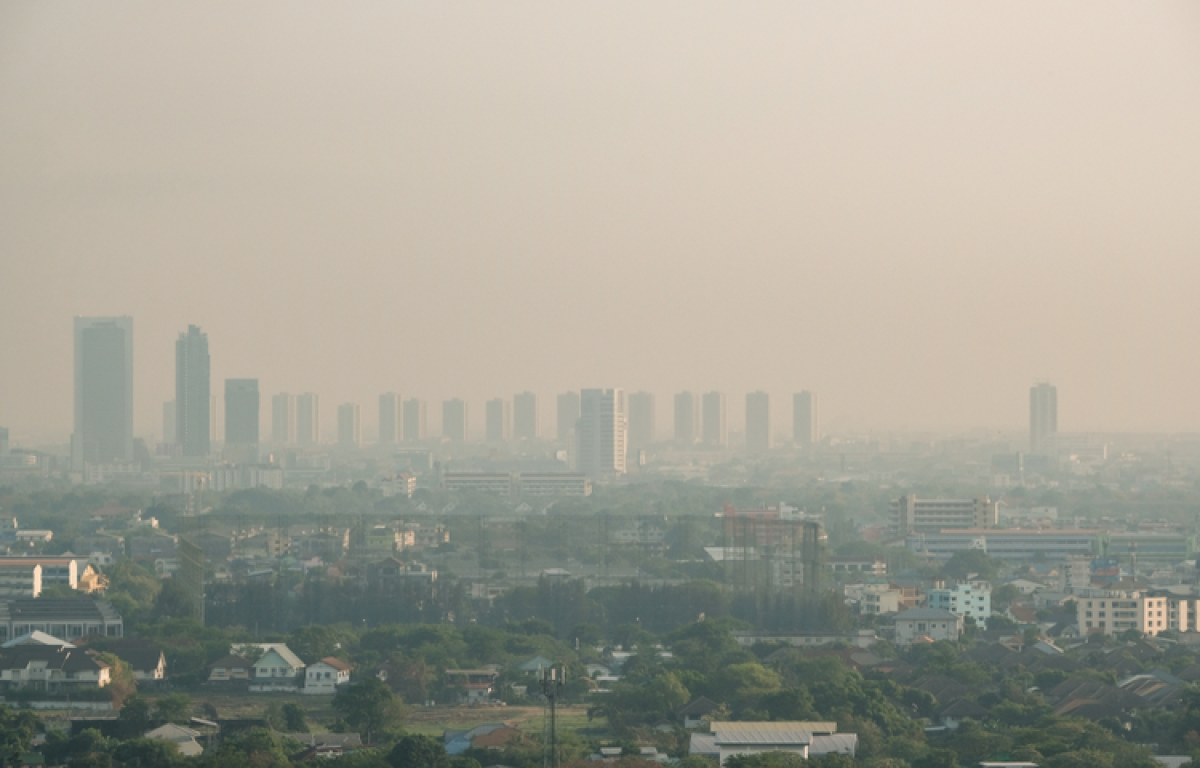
[244,643,305,691]
[893,607,964,645]
[304,657,352,695]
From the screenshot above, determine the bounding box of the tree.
[153,693,192,725]
[117,694,152,739]
[333,678,406,742]
[111,737,183,767]
[282,702,309,733]
[97,653,136,710]
[154,577,198,620]
[386,734,449,768]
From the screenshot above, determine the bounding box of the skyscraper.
[746,391,771,455]
[1030,382,1057,454]
[73,316,134,465]
[403,398,427,441]
[379,392,400,445]
[793,391,818,447]
[443,399,468,441]
[338,403,361,448]
[557,391,580,443]
[627,391,656,454]
[485,398,511,442]
[175,325,210,457]
[297,393,320,444]
[513,392,538,440]
[702,391,727,446]
[577,388,626,478]
[674,391,699,443]
[225,379,259,462]
[272,393,296,444]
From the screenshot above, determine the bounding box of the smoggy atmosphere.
[4,2,1200,442]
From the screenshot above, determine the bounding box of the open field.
[404,704,603,738]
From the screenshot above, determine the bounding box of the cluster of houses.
[207,643,352,695]
[0,621,164,697]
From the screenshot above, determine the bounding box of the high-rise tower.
[402,398,427,441]
[224,379,259,461]
[272,393,296,444]
[577,388,626,478]
[702,391,727,447]
[627,391,656,454]
[1030,382,1057,454]
[175,325,210,457]
[379,393,400,445]
[338,403,361,448]
[297,393,320,444]
[513,392,538,440]
[73,316,134,466]
[745,391,771,455]
[793,391,818,447]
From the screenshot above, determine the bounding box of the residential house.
[246,644,305,691]
[676,696,720,729]
[893,607,964,646]
[444,669,499,703]
[84,639,166,684]
[0,645,111,692]
[207,654,253,684]
[304,657,352,695]
[145,724,204,757]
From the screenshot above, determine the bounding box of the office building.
[1030,382,1057,454]
[674,391,699,443]
[793,391,818,447]
[577,388,626,478]
[224,379,259,462]
[297,393,320,445]
[702,391,727,446]
[73,316,134,465]
[485,398,511,442]
[175,325,210,457]
[890,495,998,536]
[556,391,580,443]
[745,391,771,455]
[627,391,656,453]
[403,398,427,441]
[162,401,176,445]
[379,393,400,445]
[338,403,361,448]
[513,392,538,440]
[271,393,296,444]
[443,399,468,441]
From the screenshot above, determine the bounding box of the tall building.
[443,399,468,441]
[402,398,427,441]
[745,391,771,455]
[338,403,361,448]
[224,379,259,461]
[627,391,656,454]
[271,393,296,444]
[793,391,818,447]
[674,391,699,443]
[513,392,538,440]
[162,401,177,445]
[175,325,210,457]
[209,394,223,444]
[297,393,320,445]
[73,316,134,465]
[485,398,511,442]
[379,393,400,445]
[1030,382,1057,454]
[702,391,727,446]
[577,388,626,478]
[557,391,580,443]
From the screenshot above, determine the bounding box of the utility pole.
[541,665,563,768]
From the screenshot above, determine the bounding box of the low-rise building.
[1076,588,1173,637]
[0,599,123,643]
[207,654,253,683]
[0,562,41,598]
[893,607,963,645]
[445,669,499,703]
[304,657,352,695]
[0,645,111,691]
[927,581,992,627]
[248,643,305,690]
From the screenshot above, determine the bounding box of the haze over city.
[4,2,1200,443]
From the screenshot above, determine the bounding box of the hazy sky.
[3,2,1200,442]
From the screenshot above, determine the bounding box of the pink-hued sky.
[3,2,1200,443]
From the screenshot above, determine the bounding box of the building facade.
[378,393,400,445]
[626,391,656,455]
[297,393,320,445]
[337,403,361,448]
[577,388,626,479]
[271,393,296,444]
[175,325,211,457]
[402,398,427,441]
[793,391,818,447]
[1030,381,1057,454]
[890,496,997,536]
[443,399,469,441]
[73,316,134,465]
[224,379,259,461]
[703,391,728,447]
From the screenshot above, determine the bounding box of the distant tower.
[674,391,700,443]
[73,316,134,465]
[175,325,210,457]
[793,391,818,447]
[626,391,656,454]
[338,403,361,448]
[271,393,296,444]
[485,398,511,442]
[745,391,771,455]
[379,393,400,445]
[1030,382,1058,454]
[556,391,580,444]
[297,393,320,445]
[402,398,427,441]
[513,392,538,440]
[702,391,728,447]
[577,388,626,478]
[443,399,469,441]
[224,379,259,461]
